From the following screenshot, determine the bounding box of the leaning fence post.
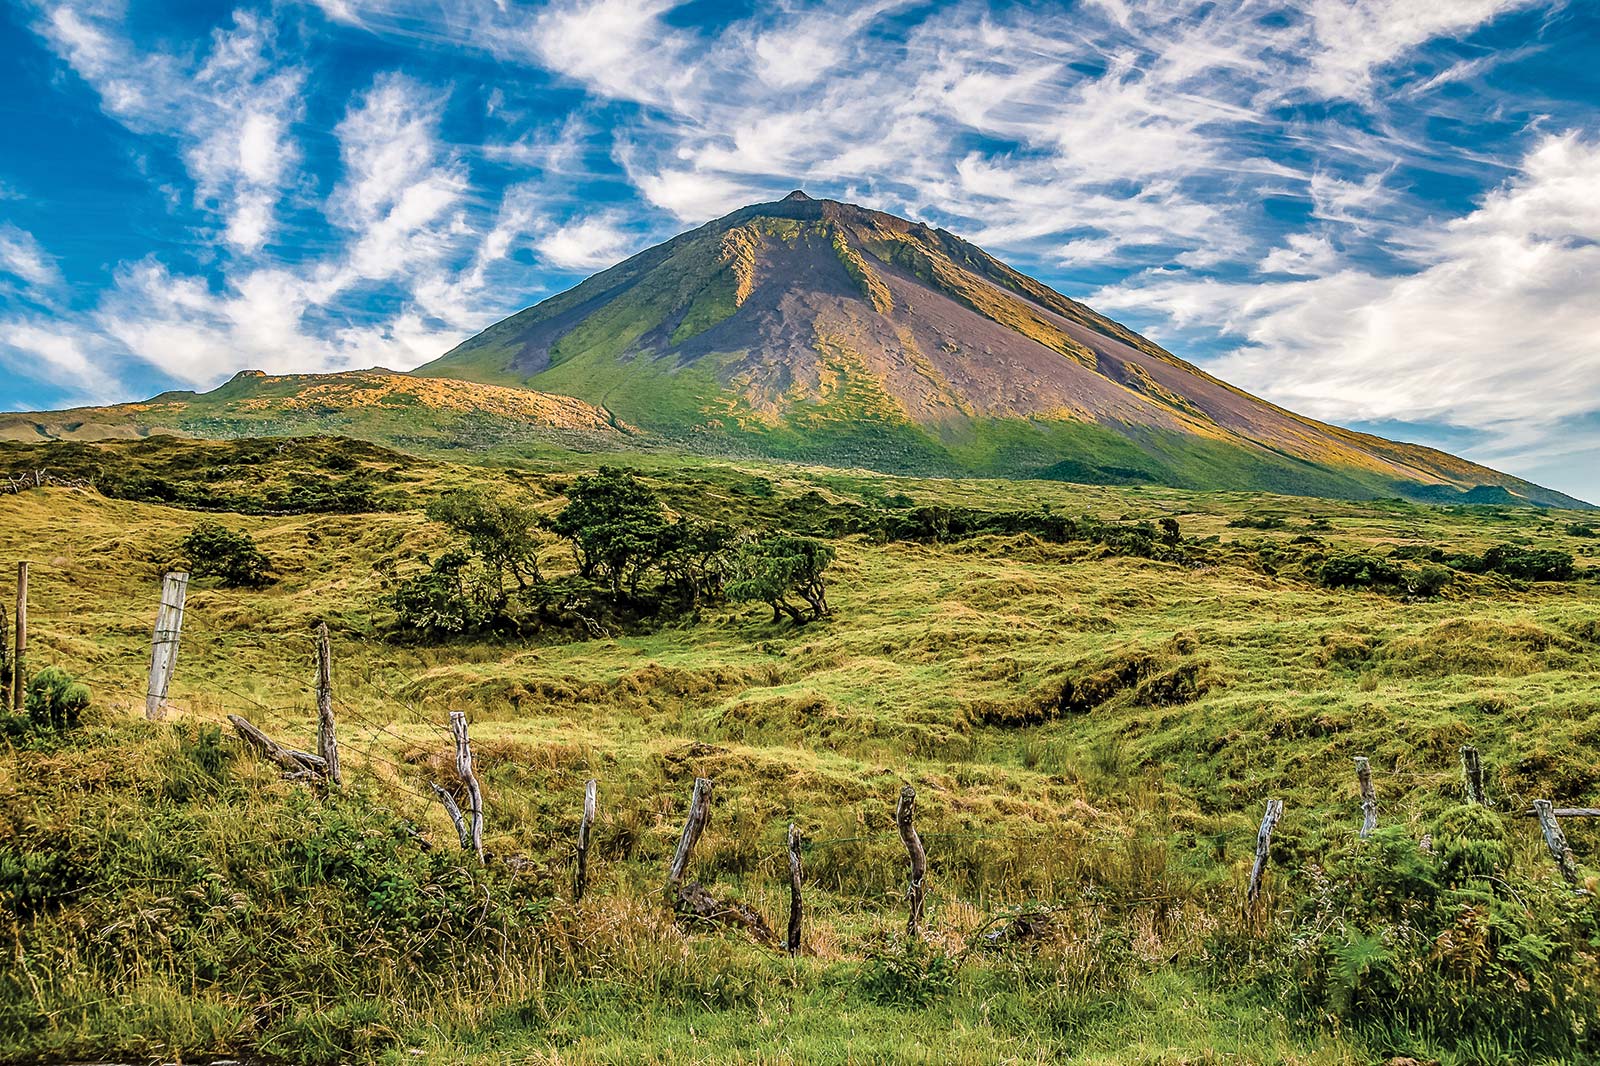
[314,622,342,788]
[13,561,27,714]
[896,785,927,937]
[1354,756,1377,839]
[667,777,713,892]
[787,822,804,955]
[144,571,188,720]
[1460,745,1488,806]
[1532,800,1582,885]
[574,778,597,902]
[449,711,484,862]
[1247,799,1283,906]
[429,782,472,849]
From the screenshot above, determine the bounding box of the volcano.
[419,191,1581,506]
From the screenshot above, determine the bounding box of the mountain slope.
[0,369,633,450]
[421,191,1585,507]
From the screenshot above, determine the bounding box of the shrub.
[24,666,89,732]
[181,521,272,588]
[1408,563,1454,598]
[1481,543,1574,581]
[1261,813,1600,1059]
[861,937,960,1007]
[1320,553,1402,588]
[386,550,498,637]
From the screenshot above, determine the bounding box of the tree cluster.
[386,468,835,639]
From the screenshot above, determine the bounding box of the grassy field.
[1,437,1597,1064]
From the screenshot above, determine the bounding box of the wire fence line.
[4,561,1592,944]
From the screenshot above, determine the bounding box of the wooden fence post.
[574,778,597,902]
[0,593,9,711]
[896,785,927,937]
[1354,756,1377,839]
[429,782,472,849]
[787,822,803,955]
[144,571,188,720]
[667,777,713,890]
[449,711,484,862]
[13,561,27,714]
[227,714,327,778]
[1532,800,1582,885]
[1247,799,1283,905]
[1460,745,1487,806]
[314,622,341,788]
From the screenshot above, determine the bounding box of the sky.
[1,1,1597,501]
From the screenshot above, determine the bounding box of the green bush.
[1320,553,1402,588]
[861,937,960,1007]
[386,550,498,638]
[1481,543,1574,581]
[1261,814,1600,1059]
[181,521,272,588]
[24,666,89,732]
[1408,563,1454,598]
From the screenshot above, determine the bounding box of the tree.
[727,534,835,624]
[181,522,272,588]
[425,489,546,599]
[386,550,498,638]
[547,467,669,597]
[658,518,735,608]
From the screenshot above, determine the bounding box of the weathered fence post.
[1354,756,1377,839]
[1247,799,1283,905]
[226,713,327,778]
[667,777,713,890]
[1532,800,1582,885]
[896,785,927,937]
[449,711,484,861]
[145,571,188,720]
[429,782,472,849]
[574,778,597,902]
[314,622,342,788]
[787,822,803,955]
[0,595,9,710]
[1460,745,1488,806]
[12,561,27,714]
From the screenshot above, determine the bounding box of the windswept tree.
[425,489,546,599]
[547,467,669,597]
[659,517,735,609]
[727,534,835,624]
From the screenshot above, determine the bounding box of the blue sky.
[1,1,1597,500]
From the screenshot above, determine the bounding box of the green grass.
[1,438,1598,1063]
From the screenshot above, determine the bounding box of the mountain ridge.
[0,194,1587,508]
[418,193,1587,508]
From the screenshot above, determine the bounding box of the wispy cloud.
[2,0,1591,496]
[1093,131,1600,470]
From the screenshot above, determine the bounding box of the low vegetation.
[1,436,1597,1064]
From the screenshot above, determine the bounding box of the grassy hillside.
[2,437,1598,1064]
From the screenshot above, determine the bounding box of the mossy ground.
[1,440,1597,1064]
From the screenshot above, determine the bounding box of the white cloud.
[536,215,635,271]
[0,225,62,289]
[34,4,305,253]
[1094,132,1600,469]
